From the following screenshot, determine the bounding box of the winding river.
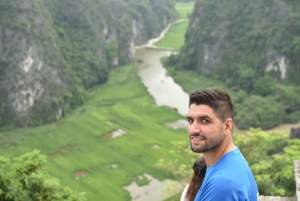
[135,48,189,116]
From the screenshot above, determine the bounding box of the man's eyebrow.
[199,115,211,119]
[186,115,212,120]
[197,115,213,121]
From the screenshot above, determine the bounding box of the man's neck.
[203,138,235,167]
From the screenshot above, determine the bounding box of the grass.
[155,1,194,51]
[163,65,229,93]
[155,22,189,51]
[0,63,193,200]
[164,192,182,201]
[175,2,195,19]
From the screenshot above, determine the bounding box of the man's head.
[189,89,234,122]
[187,89,234,153]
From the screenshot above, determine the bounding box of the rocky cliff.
[172,0,300,87]
[168,0,300,129]
[0,0,177,127]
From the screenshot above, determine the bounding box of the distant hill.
[0,0,177,128]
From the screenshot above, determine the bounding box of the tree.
[235,128,300,196]
[0,150,86,201]
[235,95,284,129]
[252,76,276,97]
[236,65,256,93]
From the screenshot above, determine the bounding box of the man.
[186,89,259,201]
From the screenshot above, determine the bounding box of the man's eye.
[202,119,208,123]
[187,118,193,123]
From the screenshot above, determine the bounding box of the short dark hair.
[189,89,234,122]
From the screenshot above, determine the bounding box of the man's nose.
[189,121,201,134]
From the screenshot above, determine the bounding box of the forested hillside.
[169,0,300,129]
[0,0,177,128]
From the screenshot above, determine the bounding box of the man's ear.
[224,118,233,135]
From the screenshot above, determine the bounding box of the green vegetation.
[164,58,300,129]
[235,96,284,129]
[0,150,86,200]
[163,65,228,93]
[155,22,189,51]
[162,63,250,112]
[0,63,190,200]
[167,0,300,129]
[0,0,178,128]
[235,128,300,196]
[135,175,150,186]
[155,1,194,50]
[175,2,194,19]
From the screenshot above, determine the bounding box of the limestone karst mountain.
[0,0,177,127]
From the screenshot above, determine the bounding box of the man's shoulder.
[205,171,238,187]
[207,153,254,183]
[219,148,251,169]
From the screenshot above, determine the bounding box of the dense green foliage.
[235,96,284,129]
[235,128,300,196]
[0,150,86,200]
[167,0,300,129]
[173,0,300,85]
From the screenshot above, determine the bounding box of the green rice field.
[155,22,189,51]
[175,2,195,19]
[155,1,194,51]
[0,63,193,200]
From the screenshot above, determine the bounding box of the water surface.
[135,48,189,116]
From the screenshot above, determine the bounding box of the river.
[135,48,189,116]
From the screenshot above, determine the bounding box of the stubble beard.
[190,127,225,153]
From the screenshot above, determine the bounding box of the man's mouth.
[191,135,205,141]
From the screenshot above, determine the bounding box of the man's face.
[187,104,225,153]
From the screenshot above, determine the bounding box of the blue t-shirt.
[194,147,259,201]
